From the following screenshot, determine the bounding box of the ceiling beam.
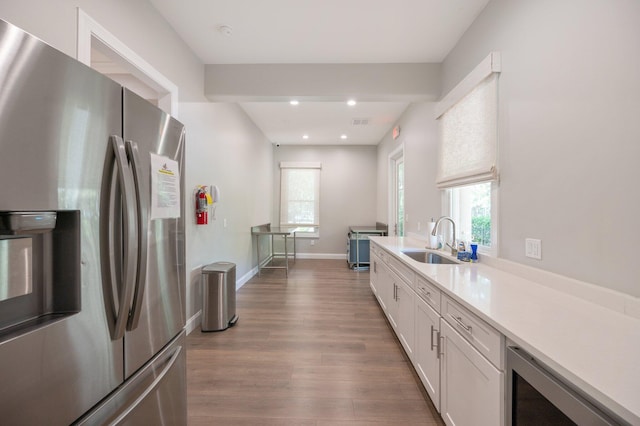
[204,63,441,102]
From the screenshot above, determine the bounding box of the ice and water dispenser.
[0,211,80,337]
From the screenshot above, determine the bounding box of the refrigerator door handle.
[125,140,148,331]
[109,345,183,425]
[103,135,138,340]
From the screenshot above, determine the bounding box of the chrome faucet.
[431,216,458,257]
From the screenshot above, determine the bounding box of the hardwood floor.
[187,259,444,425]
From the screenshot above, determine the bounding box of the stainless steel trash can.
[201,262,238,332]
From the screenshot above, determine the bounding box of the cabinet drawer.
[388,255,415,289]
[377,248,387,263]
[415,275,441,313]
[442,295,504,369]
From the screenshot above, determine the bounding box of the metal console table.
[251,224,315,277]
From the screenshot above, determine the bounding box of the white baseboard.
[185,310,201,335]
[296,252,346,260]
[237,266,257,290]
[273,252,346,260]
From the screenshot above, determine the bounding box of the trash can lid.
[202,261,236,273]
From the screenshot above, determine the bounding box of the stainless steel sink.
[402,250,458,264]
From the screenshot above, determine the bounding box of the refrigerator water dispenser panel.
[0,237,33,302]
[0,210,80,336]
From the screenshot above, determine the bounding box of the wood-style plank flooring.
[187,259,444,425]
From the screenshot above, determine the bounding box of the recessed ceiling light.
[340,134,348,140]
[347,100,357,106]
[303,134,309,139]
[290,100,299,106]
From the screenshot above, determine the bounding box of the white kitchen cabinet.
[368,243,504,425]
[441,295,504,369]
[439,319,503,426]
[383,265,399,330]
[415,294,441,411]
[390,269,415,360]
[369,251,380,298]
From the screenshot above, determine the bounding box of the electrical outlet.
[417,221,421,231]
[525,238,541,260]
[310,240,315,246]
[223,218,227,228]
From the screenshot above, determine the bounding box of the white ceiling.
[240,101,410,145]
[149,0,491,144]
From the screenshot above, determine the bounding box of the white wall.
[439,0,640,297]
[0,0,205,102]
[180,103,273,327]
[273,145,378,256]
[377,103,441,236]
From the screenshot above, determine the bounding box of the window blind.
[279,162,321,229]
[436,56,499,189]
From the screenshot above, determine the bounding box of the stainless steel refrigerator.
[0,19,187,424]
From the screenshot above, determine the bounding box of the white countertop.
[370,236,640,425]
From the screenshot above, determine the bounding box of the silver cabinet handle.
[419,286,431,298]
[438,332,444,359]
[452,315,472,333]
[430,325,438,351]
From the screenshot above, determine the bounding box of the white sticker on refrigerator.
[150,153,181,219]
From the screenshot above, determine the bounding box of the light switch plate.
[525,238,542,260]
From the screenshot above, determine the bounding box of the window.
[448,182,496,252]
[279,162,320,237]
[436,52,500,254]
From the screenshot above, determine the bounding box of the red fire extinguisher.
[196,187,208,225]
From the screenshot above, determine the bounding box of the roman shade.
[435,52,500,189]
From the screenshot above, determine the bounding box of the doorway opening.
[389,146,404,237]
[76,8,178,115]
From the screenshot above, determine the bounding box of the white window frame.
[388,144,404,237]
[436,52,501,256]
[442,182,498,256]
[279,162,321,238]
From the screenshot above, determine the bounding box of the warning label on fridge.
[150,153,181,220]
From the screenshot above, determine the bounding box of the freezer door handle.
[101,135,138,340]
[110,345,183,425]
[125,140,148,331]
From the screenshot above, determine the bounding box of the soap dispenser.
[470,243,478,262]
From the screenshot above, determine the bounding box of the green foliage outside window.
[472,216,491,246]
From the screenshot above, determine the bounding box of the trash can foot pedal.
[229,314,239,327]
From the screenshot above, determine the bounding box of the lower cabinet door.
[415,296,441,411]
[369,253,380,296]
[440,320,503,426]
[383,266,399,329]
[395,277,415,360]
